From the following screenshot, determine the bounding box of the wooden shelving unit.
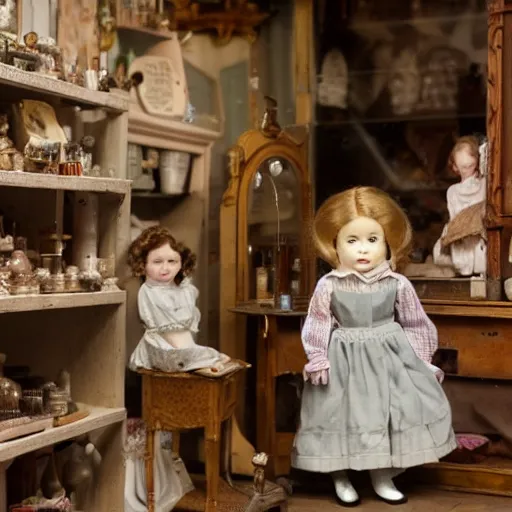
[0,65,130,512]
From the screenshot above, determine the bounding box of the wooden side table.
[138,367,246,512]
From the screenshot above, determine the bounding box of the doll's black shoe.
[374,493,408,505]
[335,495,361,507]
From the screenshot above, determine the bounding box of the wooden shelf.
[128,100,220,152]
[131,191,188,199]
[411,457,512,498]
[421,298,512,319]
[350,11,487,31]
[117,25,174,39]
[0,291,125,314]
[0,63,128,113]
[0,171,131,195]
[316,112,486,126]
[0,406,126,462]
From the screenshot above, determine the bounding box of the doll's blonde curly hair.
[128,226,196,284]
[314,187,413,271]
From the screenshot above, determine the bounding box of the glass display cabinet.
[313,0,489,301]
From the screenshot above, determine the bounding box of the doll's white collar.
[326,260,393,284]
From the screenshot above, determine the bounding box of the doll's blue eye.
[369,237,378,243]
[347,239,356,244]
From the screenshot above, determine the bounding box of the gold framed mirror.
[219,98,315,356]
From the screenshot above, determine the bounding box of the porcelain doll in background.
[433,136,487,276]
[292,187,456,506]
[128,226,232,374]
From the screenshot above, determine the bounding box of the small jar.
[21,389,44,415]
[79,268,102,292]
[65,265,81,292]
[35,267,50,282]
[102,277,119,292]
[52,273,66,293]
[97,257,115,279]
[48,389,68,417]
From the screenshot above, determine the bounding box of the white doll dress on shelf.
[124,419,194,512]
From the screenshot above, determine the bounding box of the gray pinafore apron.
[292,279,457,473]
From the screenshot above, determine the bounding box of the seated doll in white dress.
[125,227,240,512]
[433,136,487,276]
[128,226,233,374]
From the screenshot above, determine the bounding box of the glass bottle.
[290,258,301,296]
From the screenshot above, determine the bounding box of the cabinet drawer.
[432,316,512,380]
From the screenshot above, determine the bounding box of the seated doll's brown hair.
[314,187,413,271]
[128,226,196,285]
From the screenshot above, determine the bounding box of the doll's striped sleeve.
[302,276,333,374]
[394,274,438,363]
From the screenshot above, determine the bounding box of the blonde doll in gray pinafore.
[292,187,456,507]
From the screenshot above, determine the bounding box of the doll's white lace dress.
[124,419,194,512]
[129,278,225,373]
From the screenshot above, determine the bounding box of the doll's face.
[336,216,387,273]
[453,145,477,181]
[145,243,181,284]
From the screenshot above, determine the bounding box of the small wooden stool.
[138,367,246,512]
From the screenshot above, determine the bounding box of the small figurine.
[244,455,290,512]
[292,187,456,506]
[128,226,239,375]
[260,96,281,137]
[98,5,116,53]
[0,113,24,171]
[433,136,487,276]
[62,434,102,509]
[23,31,39,53]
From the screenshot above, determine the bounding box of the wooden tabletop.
[229,305,307,316]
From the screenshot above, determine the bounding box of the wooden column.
[486,0,505,300]
[293,0,313,125]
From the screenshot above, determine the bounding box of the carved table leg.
[223,416,235,488]
[205,421,221,512]
[145,427,156,512]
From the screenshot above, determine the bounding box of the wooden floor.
[176,473,512,511]
[288,488,512,511]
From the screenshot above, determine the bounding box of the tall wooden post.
[486,0,505,300]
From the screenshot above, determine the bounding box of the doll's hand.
[304,369,329,386]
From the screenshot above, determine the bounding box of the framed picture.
[0,0,20,39]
